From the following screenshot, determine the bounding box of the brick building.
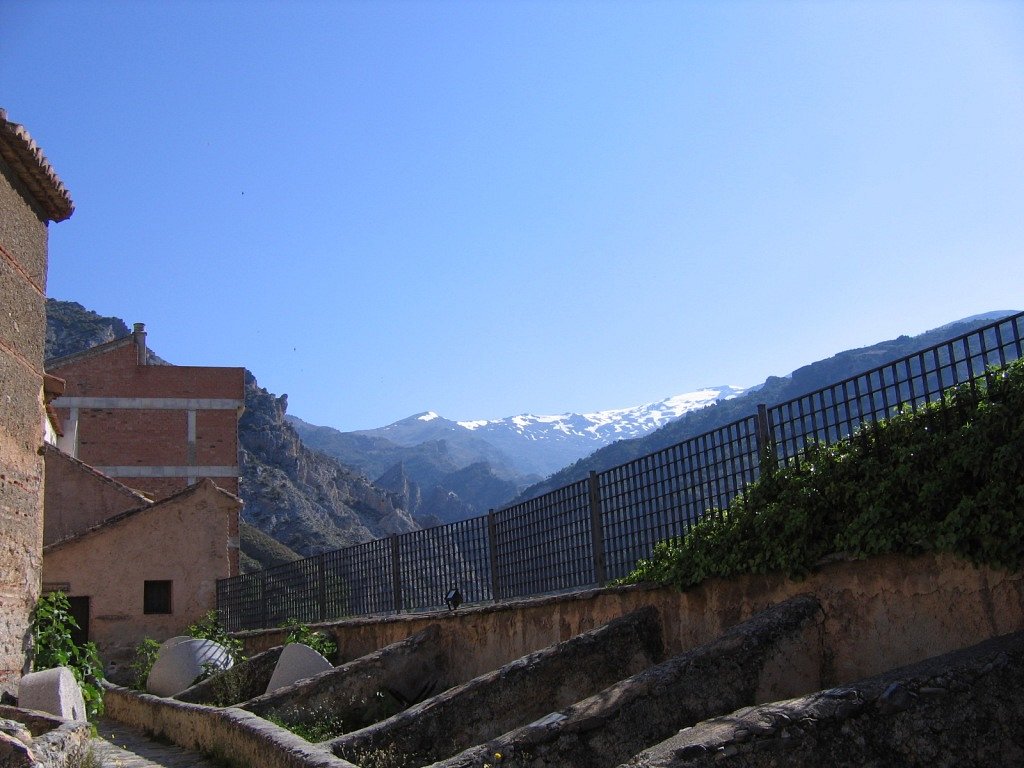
[47,326,245,573]
[0,109,73,694]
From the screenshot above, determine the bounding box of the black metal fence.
[218,311,1024,630]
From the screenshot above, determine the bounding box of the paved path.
[90,719,221,768]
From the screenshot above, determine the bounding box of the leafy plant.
[186,610,245,662]
[281,618,337,660]
[30,591,105,718]
[621,360,1024,590]
[128,637,161,691]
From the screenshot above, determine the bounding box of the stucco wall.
[239,552,1024,692]
[0,156,49,695]
[42,444,149,545]
[42,480,240,680]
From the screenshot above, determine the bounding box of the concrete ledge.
[431,595,824,768]
[102,684,357,768]
[331,607,664,766]
[620,629,1024,767]
[241,624,446,732]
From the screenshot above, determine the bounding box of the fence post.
[487,509,501,602]
[317,553,327,623]
[755,404,774,472]
[259,571,268,631]
[389,535,403,613]
[588,471,607,586]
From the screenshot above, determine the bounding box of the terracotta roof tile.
[0,108,74,222]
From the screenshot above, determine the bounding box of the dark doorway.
[68,596,90,646]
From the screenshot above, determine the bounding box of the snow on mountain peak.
[417,411,440,422]
[455,384,749,445]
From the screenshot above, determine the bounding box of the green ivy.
[621,360,1024,591]
[280,618,338,661]
[30,591,105,718]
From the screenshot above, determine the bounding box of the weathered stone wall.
[0,704,93,768]
[433,596,824,768]
[239,552,1024,693]
[331,607,664,766]
[622,629,1024,768]
[0,156,50,696]
[42,480,240,681]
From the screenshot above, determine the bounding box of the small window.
[143,580,173,614]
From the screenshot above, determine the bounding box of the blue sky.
[3,1,1023,430]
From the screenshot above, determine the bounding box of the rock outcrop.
[239,373,418,555]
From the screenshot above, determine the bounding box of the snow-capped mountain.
[345,385,749,478]
[459,386,747,443]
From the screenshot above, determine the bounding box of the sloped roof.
[0,108,74,222]
[45,333,136,370]
[43,478,241,553]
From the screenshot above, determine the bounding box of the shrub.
[186,610,245,662]
[622,360,1024,590]
[30,591,105,718]
[281,618,338,660]
[128,638,162,691]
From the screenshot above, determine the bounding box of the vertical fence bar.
[316,553,327,622]
[755,403,772,469]
[389,535,403,613]
[259,571,268,631]
[487,509,501,602]
[588,471,607,586]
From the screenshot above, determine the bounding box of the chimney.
[133,322,148,366]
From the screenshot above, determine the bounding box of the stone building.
[0,109,73,695]
[47,327,245,573]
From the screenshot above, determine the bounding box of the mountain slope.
[517,311,1020,501]
[292,385,747,522]
[239,375,417,554]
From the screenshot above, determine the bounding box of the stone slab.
[17,667,87,721]
[147,639,234,698]
[266,644,334,695]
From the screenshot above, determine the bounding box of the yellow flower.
[495,753,503,761]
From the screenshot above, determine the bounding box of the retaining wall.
[238,552,1024,691]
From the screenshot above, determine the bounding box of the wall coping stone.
[102,683,358,768]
